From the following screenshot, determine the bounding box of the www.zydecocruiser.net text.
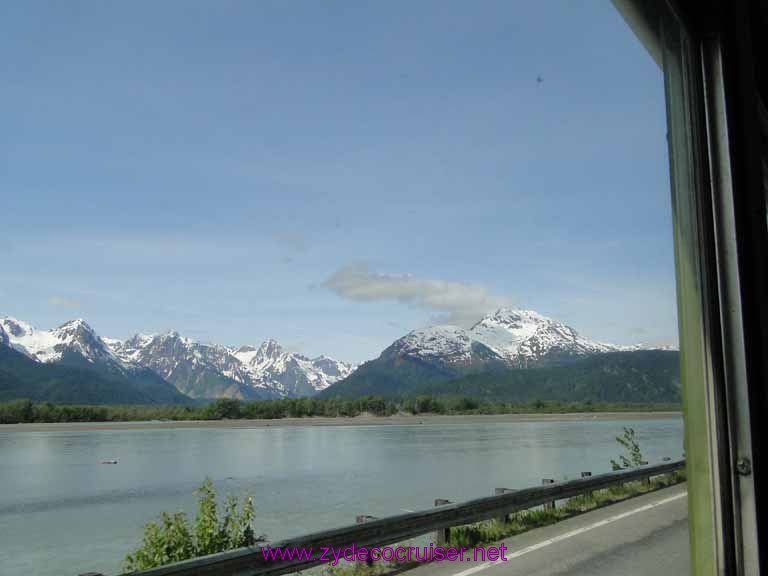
[261,544,509,566]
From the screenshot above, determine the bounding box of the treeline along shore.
[0,396,681,425]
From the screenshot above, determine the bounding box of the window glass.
[0,2,686,575]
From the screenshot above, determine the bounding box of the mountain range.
[0,316,354,403]
[107,332,354,399]
[0,308,678,405]
[0,319,190,404]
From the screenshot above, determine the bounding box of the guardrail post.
[434,499,452,545]
[494,488,516,524]
[542,479,556,510]
[356,516,378,566]
[581,472,593,499]
[637,461,650,487]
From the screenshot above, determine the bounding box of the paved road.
[407,484,689,576]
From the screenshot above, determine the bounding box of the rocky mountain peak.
[473,308,546,329]
[52,318,96,339]
[257,338,284,358]
[52,318,121,366]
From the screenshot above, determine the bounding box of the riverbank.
[0,411,682,432]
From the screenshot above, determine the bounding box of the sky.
[0,1,677,363]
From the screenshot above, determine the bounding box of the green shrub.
[124,479,259,572]
[610,426,644,470]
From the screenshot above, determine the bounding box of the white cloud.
[323,263,513,327]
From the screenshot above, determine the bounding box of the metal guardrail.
[111,459,684,576]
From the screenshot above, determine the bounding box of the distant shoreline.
[0,411,682,432]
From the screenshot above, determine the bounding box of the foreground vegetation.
[0,397,681,424]
[124,479,262,572]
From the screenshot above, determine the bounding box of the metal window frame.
[612,0,767,574]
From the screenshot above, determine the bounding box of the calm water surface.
[0,418,683,576]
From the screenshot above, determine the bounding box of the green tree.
[206,398,242,420]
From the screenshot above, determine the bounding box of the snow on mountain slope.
[0,324,8,347]
[51,319,124,366]
[108,331,261,399]
[386,308,631,370]
[392,326,476,366]
[230,339,355,396]
[469,308,618,366]
[1,317,60,361]
[312,355,355,380]
[0,316,121,367]
[108,332,355,398]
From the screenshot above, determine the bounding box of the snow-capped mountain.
[231,339,355,397]
[106,331,355,399]
[380,308,622,371]
[1,315,355,400]
[0,316,122,368]
[0,316,192,404]
[389,325,508,372]
[107,331,257,399]
[321,307,662,398]
[469,308,619,367]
